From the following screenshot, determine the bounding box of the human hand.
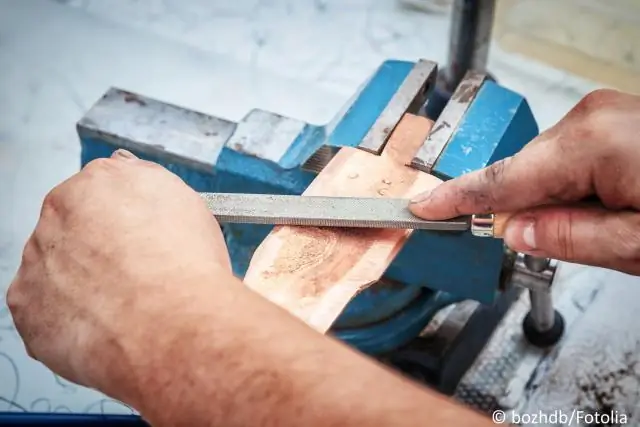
[7,152,495,427]
[7,150,231,402]
[410,89,640,275]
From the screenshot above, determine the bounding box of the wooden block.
[243,114,441,333]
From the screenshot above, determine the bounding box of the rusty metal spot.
[118,90,147,107]
[370,277,408,293]
[453,82,479,103]
[230,142,256,157]
[430,121,451,137]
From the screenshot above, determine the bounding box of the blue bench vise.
[77,59,540,373]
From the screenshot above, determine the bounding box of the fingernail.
[505,219,537,250]
[111,149,138,160]
[410,190,431,204]
[523,223,536,248]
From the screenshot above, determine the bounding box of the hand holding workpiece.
[410,89,640,275]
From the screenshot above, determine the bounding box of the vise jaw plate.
[410,71,487,174]
[357,59,437,155]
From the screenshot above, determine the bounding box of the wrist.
[96,268,239,415]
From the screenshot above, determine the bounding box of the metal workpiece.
[358,59,438,154]
[444,0,496,92]
[202,193,470,231]
[410,71,487,173]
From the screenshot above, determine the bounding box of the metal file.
[201,193,470,231]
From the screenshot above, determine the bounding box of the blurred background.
[1,0,639,422]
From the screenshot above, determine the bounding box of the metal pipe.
[444,0,496,91]
[510,254,555,293]
[528,288,555,332]
[510,254,556,333]
[524,254,550,273]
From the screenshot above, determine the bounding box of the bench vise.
[77,59,563,392]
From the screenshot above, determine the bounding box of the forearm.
[118,272,493,427]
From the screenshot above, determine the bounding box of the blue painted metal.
[79,61,426,340]
[77,59,539,356]
[324,61,414,150]
[332,280,423,329]
[379,81,539,305]
[0,413,146,425]
[433,81,539,179]
[333,291,461,355]
[386,230,506,304]
[278,60,415,168]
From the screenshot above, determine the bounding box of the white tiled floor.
[1,0,639,422]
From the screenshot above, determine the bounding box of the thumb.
[503,205,640,275]
[408,117,594,220]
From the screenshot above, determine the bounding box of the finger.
[409,128,594,220]
[110,149,138,161]
[503,205,640,275]
[108,149,184,180]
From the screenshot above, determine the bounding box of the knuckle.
[485,159,508,185]
[6,281,22,314]
[470,157,514,212]
[83,157,114,174]
[41,188,62,218]
[612,215,640,262]
[618,238,640,262]
[553,212,576,260]
[569,89,620,139]
[140,159,163,170]
[21,238,38,265]
[578,89,620,113]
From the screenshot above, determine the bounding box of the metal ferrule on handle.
[470,212,512,238]
[470,213,495,237]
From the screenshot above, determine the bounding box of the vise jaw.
[77,59,538,355]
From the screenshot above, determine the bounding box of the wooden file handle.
[485,196,605,238]
[493,212,514,238]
